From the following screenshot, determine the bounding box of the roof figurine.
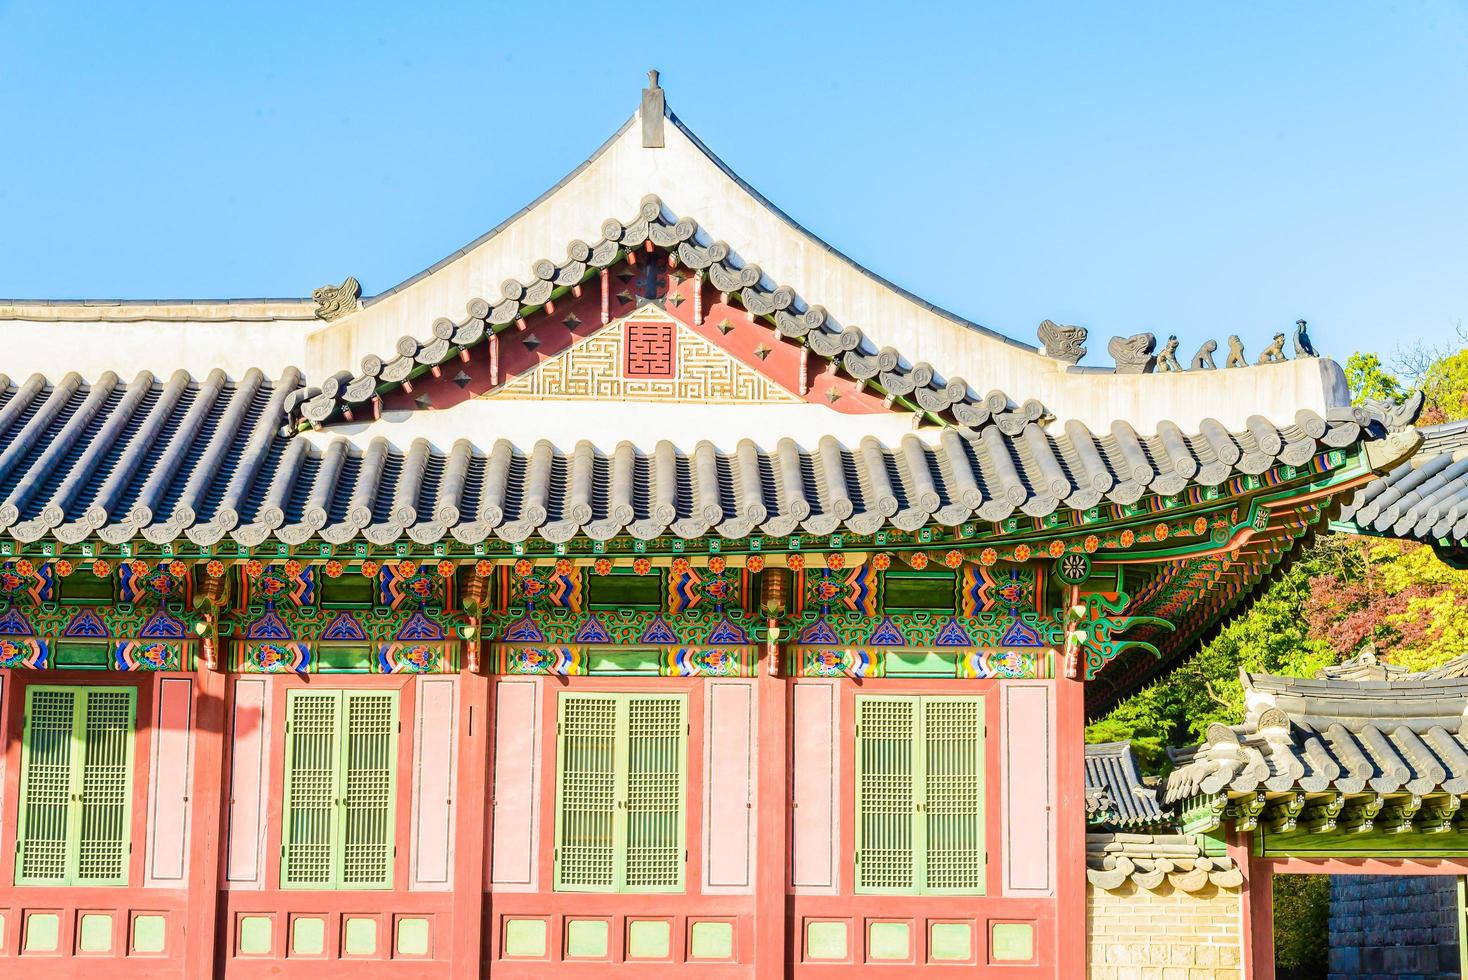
[1036,319,1087,364]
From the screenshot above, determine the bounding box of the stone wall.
[1087,880,1244,979]
[1328,875,1461,978]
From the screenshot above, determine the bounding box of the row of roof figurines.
[1037,317,1319,373]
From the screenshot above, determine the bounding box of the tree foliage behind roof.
[1094,338,1468,770]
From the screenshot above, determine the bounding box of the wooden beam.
[182,668,231,979]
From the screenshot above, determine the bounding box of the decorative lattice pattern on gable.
[489,316,800,404]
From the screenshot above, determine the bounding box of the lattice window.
[17,686,137,886]
[855,695,984,895]
[623,321,676,379]
[554,692,686,893]
[282,689,398,889]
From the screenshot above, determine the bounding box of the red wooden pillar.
[183,668,231,979]
[1230,828,1275,980]
[450,670,493,979]
[1055,675,1087,979]
[754,656,791,977]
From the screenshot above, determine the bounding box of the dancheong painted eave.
[0,77,1350,435]
[0,366,1412,552]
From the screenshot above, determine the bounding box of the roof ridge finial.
[641,68,665,148]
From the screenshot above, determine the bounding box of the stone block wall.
[1328,874,1461,978]
[1088,880,1244,979]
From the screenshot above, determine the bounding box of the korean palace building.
[0,74,1461,979]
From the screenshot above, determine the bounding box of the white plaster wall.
[303,400,925,453]
[0,304,312,381]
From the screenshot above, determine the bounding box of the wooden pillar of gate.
[1055,673,1087,979]
[1230,826,1275,980]
[450,669,493,978]
[754,653,791,977]
[183,667,231,979]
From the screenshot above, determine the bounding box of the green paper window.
[281,689,398,889]
[554,692,685,893]
[855,695,984,894]
[16,686,137,886]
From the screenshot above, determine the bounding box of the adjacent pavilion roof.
[1085,742,1167,829]
[1163,651,1468,804]
[1336,416,1468,567]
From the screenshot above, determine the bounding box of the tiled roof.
[1084,741,1167,829]
[0,368,1385,548]
[1085,832,1241,892]
[1337,417,1468,559]
[1162,653,1468,803]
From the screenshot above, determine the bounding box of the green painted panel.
[77,688,136,885]
[79,912,113,953]
[855,696,916,893]
[54,642,111,668]
[23,912,59,953]
[395,917,429,957]
[555,692,686,893]
[623,696,685,891]
[320,574,374,607]
[805,920,848,961]
[291,917,325,956]
[238,916,272,956]
[883,570,957,612]
[855,695,984,895]
[627,919,671,959]
[555,695,618,891]
[884,650,955,677]
[132,914,166,954]
[868,921,910,961]
[282,691,340,887]
[282,689,398,890]
[929,922,971,961]
[991,922,1034,962]
[17,687,77,884]
[1260,827,1468,858]
[690,921,733,960]
[316,645,373,672]
[921,696,984,894]
[503,918,546,958]
[17,686,137,887]
[565,919,609,958]
[587,572,662,610]
[340,692,397,888]
[343,917,377,956]
[586,649,662,675]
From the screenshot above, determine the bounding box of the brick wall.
[1328,874,1462,978]
[1087,880,1244,980]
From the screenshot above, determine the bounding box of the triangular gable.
[294,194,1013,433]
[934,617,975,647]
[706,617,749,645]
[63,608,109,638]
[321,611,368,641]
[396,610,445,641]
[0,606,34,635]
[867,617,906,647]
[245,607,291,640]
[1000,618,1044,648]
[799,618,840,644]
[573,614,612,644]
[140,610,186,639]
[639,616,680,644]
[503,615,546,643]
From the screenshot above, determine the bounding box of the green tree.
[1344,351,1403,405]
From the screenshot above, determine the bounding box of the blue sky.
[1,1,1464,369]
